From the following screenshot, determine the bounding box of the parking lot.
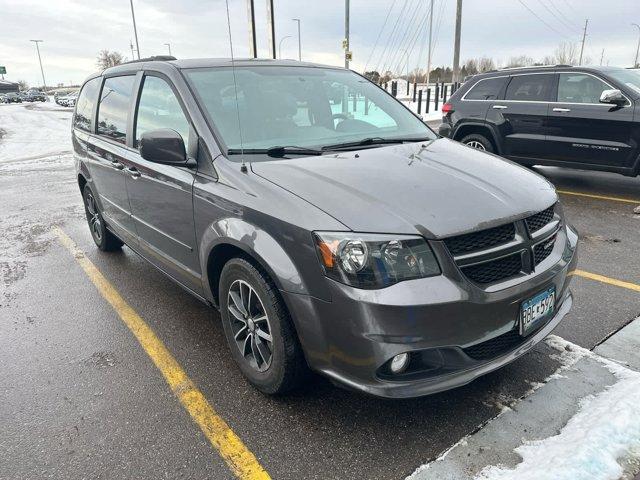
[1,102,639,479]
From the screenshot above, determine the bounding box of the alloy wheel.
[85,191,103,243]
[466,140,486,151]
[227,279,273,372]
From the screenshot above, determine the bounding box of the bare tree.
[554,42,578,65]
[477,57,496,73]
[540,55,556,65]
[96,50,125,70]
[17,80,29,91]
[506,55,534,68]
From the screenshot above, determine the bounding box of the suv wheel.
[460,133,494,153]
[82,185,123,251]
[219,258,307,395]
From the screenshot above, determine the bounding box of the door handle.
[126,166,141,178]
[492,105,508,109]
[553,107,571,112]
[110,160,124,170]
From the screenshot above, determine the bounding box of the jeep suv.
[72,58,577,398]
[439,66,640,177]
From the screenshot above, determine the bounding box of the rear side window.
[97,76,136,144]
[557,73,612,104]
[74,77,101,132]
[134,76,191,150]
[505,74,554,102]
[464,77,506,100]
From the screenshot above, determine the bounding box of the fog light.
[390,353,410,374]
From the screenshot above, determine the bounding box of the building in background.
[0,79,20,93]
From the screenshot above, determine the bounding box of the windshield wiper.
[227,145,323,158]
[321,136,431,151]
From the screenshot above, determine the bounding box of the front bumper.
[284,224,579,399]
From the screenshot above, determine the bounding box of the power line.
[546,0,580,29]
[373,0,409,73]
[363,0,398,72]
[538,0,580,33]
[380,0,420,74]
[517,0,571,40]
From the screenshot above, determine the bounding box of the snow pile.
[474,336,640,480]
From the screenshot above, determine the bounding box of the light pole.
[633,23,640,68]
[164,43,172,56]
[292,18,301,61]
[278,35,292,59]
[129,0,141,59]
[29,40,47,91]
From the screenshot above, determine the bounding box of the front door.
[125,74,201,294]
[546,72,636,169]
[491,73,555,160]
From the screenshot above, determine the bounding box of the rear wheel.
[460,133,494,153]
[219,258,308,395]
[82,185,123,251]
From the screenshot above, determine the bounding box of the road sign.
[345,51,352,61]
[342,39,348,50]
[0,66,6,75]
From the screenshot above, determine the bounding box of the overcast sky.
[0,0,638,87]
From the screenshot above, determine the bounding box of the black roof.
[470,64,630,80]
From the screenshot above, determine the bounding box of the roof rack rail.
[121,55,176,65]
[493,64,573,72]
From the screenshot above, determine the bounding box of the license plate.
[520,287,555,336]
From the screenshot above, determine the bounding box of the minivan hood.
[251,139,557,238]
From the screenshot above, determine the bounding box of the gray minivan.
[73,57,578,398]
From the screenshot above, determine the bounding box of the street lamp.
[278,36,292,59]
[29,40,47,91]
[633,23,640,68]
[292,18,301,61]
[164,43,172,56]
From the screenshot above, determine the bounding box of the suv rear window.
[97,76,136,144]
[505,74,554,102]
[464,77,506,100]
[74,77,101,132]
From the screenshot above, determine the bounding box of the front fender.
[199,217,308,302]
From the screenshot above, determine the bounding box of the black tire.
[82,185,123,251]
[219,257,308,395]
[460,133,494,153]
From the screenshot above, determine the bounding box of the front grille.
[463,329,523,360]
[444,223,515,255]
[461,253,522,284]
[526,205,555,233]
[534,237,555,265]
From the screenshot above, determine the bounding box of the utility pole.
[425,0,434,87]
[129,0,141,59]
[129,40,136,61]
[247,0,257,58]
[29,40,47,91]
[600,48,604,66]
[278,36,292,59]
[579,19,588,66]
[633,23,640,68]
[452,0,462,83]
[293,18,301,61]
[164,43,172,56]
[267,0,276,59]
[344,0,350,69]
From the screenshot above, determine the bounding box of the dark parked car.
[26,90,47,102]
[439,65,640,177]
[73,58,577,398]
[3,92,22,103]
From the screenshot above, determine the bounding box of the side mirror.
[139,128,187,165]
[438,123,452,138]
[599,89,626,106]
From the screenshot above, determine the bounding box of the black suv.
[439,66,640,177]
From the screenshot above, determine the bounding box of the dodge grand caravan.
[73,57,578,398]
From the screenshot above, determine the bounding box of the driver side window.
[135,76,190,150]
[557,73,611,104]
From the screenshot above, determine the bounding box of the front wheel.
[82,185,123,251]
[219,258,308,395]
[460,133,494,153]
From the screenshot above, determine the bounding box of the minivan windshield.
[183,66,435,155]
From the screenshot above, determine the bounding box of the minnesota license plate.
[520,287,555,336]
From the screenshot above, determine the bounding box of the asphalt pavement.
[1,104,639,479]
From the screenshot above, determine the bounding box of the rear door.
[124,73,201,293]
[489,73,554,160]
[87,75,138,245]
[546,72,636,169]
[457,76,508,129]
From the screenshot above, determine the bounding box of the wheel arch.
[453,122,502,154]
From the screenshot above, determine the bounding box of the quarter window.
[74,77,101,132]
[134,76,191,150]
[464,77,506,100]
[557,73,612,104]
[97,76,136,144]
[505,74,554,102]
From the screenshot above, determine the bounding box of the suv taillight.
[442,102,454,115]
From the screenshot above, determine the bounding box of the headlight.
[314,232,441,289]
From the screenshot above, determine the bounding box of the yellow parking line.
[572,269,640,293]
[557,190,640,205]
[54,227,270,480]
